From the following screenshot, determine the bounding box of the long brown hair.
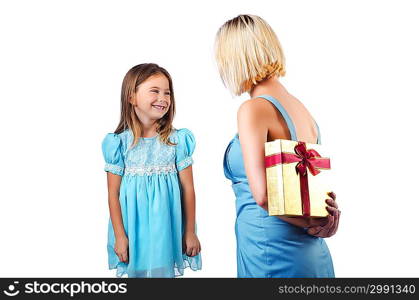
[114,63,176,148]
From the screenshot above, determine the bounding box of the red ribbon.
[265,142,331,217]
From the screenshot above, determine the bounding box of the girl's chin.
[150,111,167,119]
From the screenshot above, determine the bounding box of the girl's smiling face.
[130,73,171,123]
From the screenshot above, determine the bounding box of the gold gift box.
[265,139,333,218]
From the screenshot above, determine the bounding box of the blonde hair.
[214,14,286,96]
[114,63,176,148]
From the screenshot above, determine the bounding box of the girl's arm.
[179,166,201,257]
[237,99,314,228]
[107,172,128,262]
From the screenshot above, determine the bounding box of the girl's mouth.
[152,105,167,111]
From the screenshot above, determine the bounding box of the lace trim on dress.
[124,164,177,176]
[104,163,124,176]
[177,156,193,170]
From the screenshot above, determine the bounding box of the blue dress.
[223,95,335,278]
[102,128,202,278]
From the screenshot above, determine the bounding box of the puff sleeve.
[175,128,196,172]
[101,133,125,176]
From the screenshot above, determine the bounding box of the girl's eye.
[165,92,171,96]
[151,89,159,93]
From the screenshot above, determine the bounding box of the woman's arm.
[106,172,128,262]
[179,166,201,256]
[237,99,340,235]
[237,99,313,228]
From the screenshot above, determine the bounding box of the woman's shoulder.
[236,97,272,129]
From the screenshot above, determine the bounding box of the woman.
[215,14,341,278]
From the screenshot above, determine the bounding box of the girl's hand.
[114,236,129,263]
[307,192,341,238]
[182,231,201,257]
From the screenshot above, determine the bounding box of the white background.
[1,0,418,277]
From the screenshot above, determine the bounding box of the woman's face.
[131,73,171,123]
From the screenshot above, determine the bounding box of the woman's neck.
[249,76,288,99]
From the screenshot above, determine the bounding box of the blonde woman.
[215,15,340,278]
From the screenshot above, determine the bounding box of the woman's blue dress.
[102,128,201,278]
[223,95,335,278]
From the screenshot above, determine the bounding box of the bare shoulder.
[239,96,291,140]
[237,98,271,121]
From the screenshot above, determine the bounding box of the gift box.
[265,139,332,218]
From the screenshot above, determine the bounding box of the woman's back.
[223,91,334,278]
[251,80,320,144]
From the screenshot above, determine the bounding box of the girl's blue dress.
[223,95,335,278]
[102,128,202,278]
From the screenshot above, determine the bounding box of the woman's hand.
[183,231,201,257]
[114,235,129,263]
[307,192,340,238]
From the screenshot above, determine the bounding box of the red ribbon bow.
[265,142,331,217]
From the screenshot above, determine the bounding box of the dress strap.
[256,94,298,141]
[315,121,322,145]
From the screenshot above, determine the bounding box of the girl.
[101,63,202,278]
[215,15,340,278]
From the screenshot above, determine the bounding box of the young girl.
[101,63,202,278]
